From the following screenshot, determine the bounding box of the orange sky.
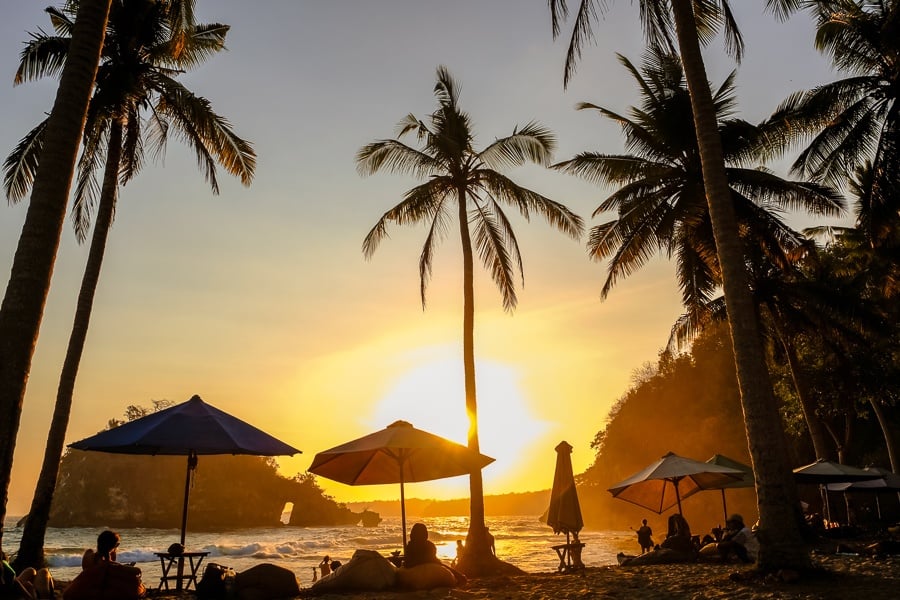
[0,2,842,517]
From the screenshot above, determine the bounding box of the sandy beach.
[137,553,899,600]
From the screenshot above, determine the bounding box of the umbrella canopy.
[544,441,584,537]
[705,454,755,523]
[608,452,745,515]
[69,394,301,545]
[793,459,883,484]
[825,467,900,492]
[307,420,494,549]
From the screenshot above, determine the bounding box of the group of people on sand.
[625,513,758,566]
[0,552,54,599]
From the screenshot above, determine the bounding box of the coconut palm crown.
[4,0,255,237]
[555,50,844,314]
[358,65,583,311]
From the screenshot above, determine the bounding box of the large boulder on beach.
[309,549,396,594]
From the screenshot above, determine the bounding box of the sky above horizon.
[0,2,844,519]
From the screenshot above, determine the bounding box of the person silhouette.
[636,519,654,553]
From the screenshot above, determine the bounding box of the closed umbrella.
[608,452,744,516]
[705,454,755,523]
[307,420,494,550]
[543,441,584,571]
[69,395,302,546]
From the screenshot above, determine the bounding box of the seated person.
[0,551,54,600]
[64,530,145,600]
[659,513,694,555]
[399,523,466,588]
[717,514,759,564]
[1,552,54,600]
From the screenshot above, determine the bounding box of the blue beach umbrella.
[69,394,302,545]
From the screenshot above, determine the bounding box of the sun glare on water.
[368,356,548,496]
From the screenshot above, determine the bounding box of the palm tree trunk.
[670,0,808,570]
[777,329,832,460]
[868,399,900,472]
[455,185,490,567]
[14,123,122,571]
[0,0,111,549]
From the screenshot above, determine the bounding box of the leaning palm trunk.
[868,399,899,473]
[14,123,122,571]
[0,0,111,548]
[776,327,832,461]
[671,0,808,570]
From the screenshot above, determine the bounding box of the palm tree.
[549,0,810,569]
[0,0,111,551]
[4,0,255,569]
[357,66,583,574]
[556,50,843,317]
[558,48,844,461]
[766,0,900,247]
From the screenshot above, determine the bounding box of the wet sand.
[142,553,899,599]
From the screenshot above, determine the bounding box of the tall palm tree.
[556,50,843,316]
[549,0,811,569]
[558,48,844,461]
[0,0,111,551]
[4,0,255,569]
[766,0,900,247]
[357,66,583,574]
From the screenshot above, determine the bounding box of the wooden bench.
[551,542,585,572]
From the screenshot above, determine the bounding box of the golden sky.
[0,2,841,516]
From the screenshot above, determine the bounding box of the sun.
[367,353,548,497]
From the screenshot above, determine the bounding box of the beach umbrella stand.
[308,420,494,552]
[542,441,585,572]
[69,395,301,590]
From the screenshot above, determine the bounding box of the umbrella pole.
[400,462,407,555]
[721,489,728,524]
[181,452,198,546]
[674,479,683,516]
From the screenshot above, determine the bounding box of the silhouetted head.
[642,519,648,526]
[410,522,428,542]
[97,530,120,559]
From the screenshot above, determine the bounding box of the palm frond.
[418,196,453,308]
[479,170,583,238]
[14,32,69,85]
[471,202,518,311]
[478,121,556,170]
[3,118,48,202]
[153,73,256,188]
[357,139,441,179]
[362,181,449,259]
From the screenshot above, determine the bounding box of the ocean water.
[3,516,637,586]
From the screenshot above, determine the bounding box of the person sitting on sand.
[1,551,54,600]
[485,527,496,556]
[717,514,758,564]
[660,513,693,555]
[64,530,144,600]
[404,523,466,585]
[636,519,654,554]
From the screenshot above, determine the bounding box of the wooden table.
[154,551,210,591]
[551,542,585,572]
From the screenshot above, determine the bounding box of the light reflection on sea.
[3,516,637,585]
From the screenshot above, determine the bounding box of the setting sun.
[367,352,548,497]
